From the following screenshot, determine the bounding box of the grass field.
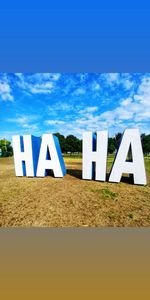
[0,155,150,227]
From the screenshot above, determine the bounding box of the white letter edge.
[82,131,108,181]
[12,135,40,177]
[109,129,147,185]
[36,134,66,177]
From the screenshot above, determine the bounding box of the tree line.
[108,133,150,155]
[0,139,13,157]
[0,132,150,157]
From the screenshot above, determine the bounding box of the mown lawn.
[0,156,150,227]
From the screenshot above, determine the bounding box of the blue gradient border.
[0,1,150,71]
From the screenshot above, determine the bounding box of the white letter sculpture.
[12,135,40,177]
[36,134,66,177]
[82,131,108,181]
[12,129,147,185]
[109,129,147,185]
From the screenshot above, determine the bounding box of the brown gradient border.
[0,228,150,299]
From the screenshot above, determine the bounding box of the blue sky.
[0,73,150,141]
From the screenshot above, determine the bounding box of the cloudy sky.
[0,73,150,140]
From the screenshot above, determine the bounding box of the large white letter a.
[109,129,147,185]
[36,134,66,177]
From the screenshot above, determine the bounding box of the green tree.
[0,139,13,157]
[114,132,122,149]
[65,135,81,153]
[54,132,67,153]
[108,137,116,154]
[141,134,150,155]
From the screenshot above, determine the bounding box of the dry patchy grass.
[0,156,150,227]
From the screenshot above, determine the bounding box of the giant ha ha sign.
[12,129,147,185]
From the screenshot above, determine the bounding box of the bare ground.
[0,157,150,227]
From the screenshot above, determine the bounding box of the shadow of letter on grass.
[67,168,134,185]
[67,169,82,179]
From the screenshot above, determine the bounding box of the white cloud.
[7,115,37,124]
[1,73,150,139]
[44,106,108,137]
[134,77,150,106]
[11,116,28,124]
[121,98,133,106]
[45,120,65,125]
[48,102,73,113]
[78,73,88,82]
[0,81,13,101]
[73,88,86,95]
[102,73,134,92]
[7,115,39,132]
[103,73,120,85]
[98,75,150,128]
[79,106,99,114]
[18,80,54,95]
[122,79,134,90]
[91,82,101,91]
[30,73,61,82]
[21,123,38,130]
[60,74,149,137]
[15,73,61,82]
[29,82,54,94]
[15,73,61,95]
[50,73,61,81]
